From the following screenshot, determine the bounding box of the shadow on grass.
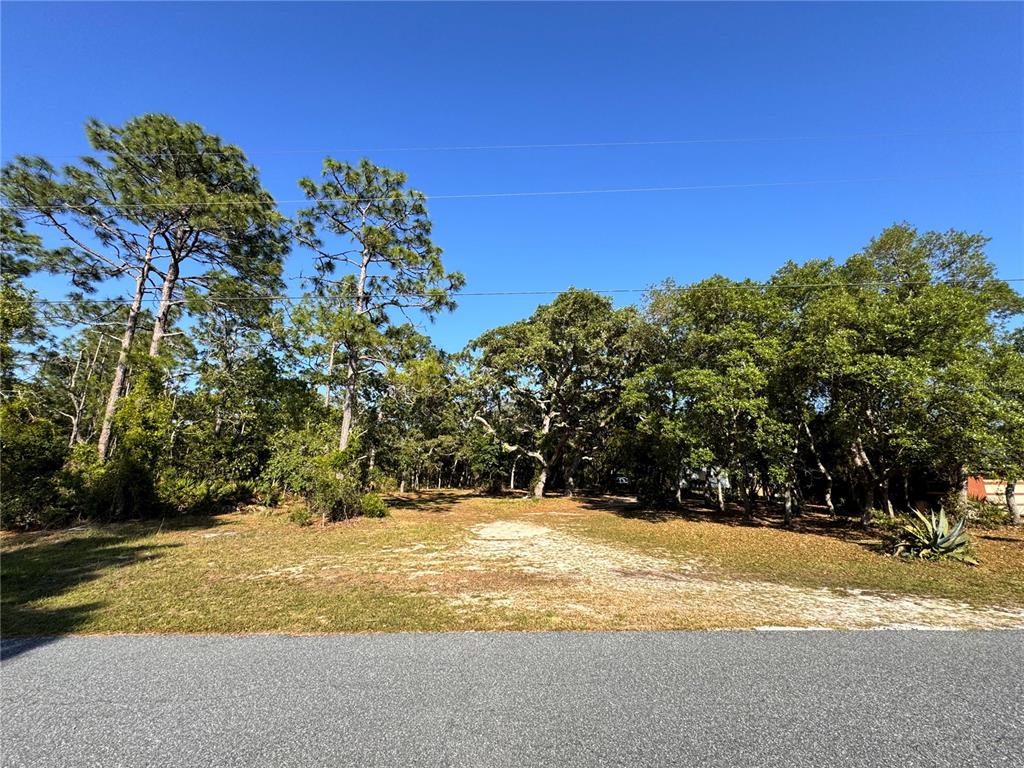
[0,516,225,658]
[387,490,472,513]
[579,494,877,547]
[976,532,1024,544]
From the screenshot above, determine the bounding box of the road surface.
[2,631,1021,767]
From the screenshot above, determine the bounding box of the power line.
[26,277,1024,306]
[3,127,1018,161]
[4,170,1020,210]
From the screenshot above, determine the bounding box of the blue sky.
[3,1,1022,351]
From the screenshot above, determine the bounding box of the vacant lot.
[3,491,1023,636]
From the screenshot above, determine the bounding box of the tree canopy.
[2,114,1022,529]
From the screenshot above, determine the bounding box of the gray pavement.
[1,631,1021,767]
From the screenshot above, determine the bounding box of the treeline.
[2,114,1022,529]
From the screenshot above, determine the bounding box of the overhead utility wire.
[27,278,1024,306]
[3,127,1018,161]
[3,170,1020,210]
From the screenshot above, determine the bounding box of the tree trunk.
[861,483,875,527]
[65,350,85,447]
[531,407,559,498]
[149,255,180,356]
[958,467,969,508]
[716,472,726,513]
[509,454,519,491]
[323,341,336,407]
[533,464,548,498]
[882,474,895,518]
[97,262,150,461]
[1007,482,1020,525]
[565,454,582,497]
[76,334,105,444]
[803,422,834,517]
[851,440,877,526]
[339,249,370,451]
[338,352,357,451]
[783,485,794,527]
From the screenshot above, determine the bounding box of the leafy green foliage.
[359,492,390,519]
[288,506,314,527]
[0,400,69,528]
[3,112,1022,542]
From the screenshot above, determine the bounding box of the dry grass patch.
[2,491,1022,636]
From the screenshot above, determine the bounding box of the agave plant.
[894,508,977,564]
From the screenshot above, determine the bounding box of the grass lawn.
[2,491,1022,636]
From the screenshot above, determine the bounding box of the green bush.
[868,508,905,535]
[0,399,69,528]
[288,506,314,526]
[156,476,254,513]
[261,424,337,495]
[252,482,282,507]
[893,508,977,564]
[359,492,389,518]
[963,499,1012,530]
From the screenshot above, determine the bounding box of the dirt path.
[454,521,1024,629]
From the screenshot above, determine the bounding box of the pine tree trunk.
[323,341,336,407]
[65,350,85,447]
[338,352,357,451]
[149,255,180,356]
[339,249,370,452]
[716,473,726,513]
[98,263,150,461]
[509,454,519,491]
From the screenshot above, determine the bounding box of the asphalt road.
[2,631,1021,767]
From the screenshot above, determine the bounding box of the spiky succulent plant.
[894,508,977,564]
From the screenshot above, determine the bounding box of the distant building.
[967,476,1024,506]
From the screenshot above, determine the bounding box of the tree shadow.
[0,515,224,658]
[976,532,1024,544]
[578,494,877,547]
[387,490,471,513]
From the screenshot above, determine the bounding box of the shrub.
[0,400,69,528]
[359,492,389,518]
[157,476,254,513]
[962,499,1011,530]
[261,424,336,496]
[868,508,905,535]
[252,482,282,507]
[893,508,977,564]
[288,506,314,526]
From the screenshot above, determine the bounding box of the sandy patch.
[456,521,1024,630]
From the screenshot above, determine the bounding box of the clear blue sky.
[3,1,1022,351]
